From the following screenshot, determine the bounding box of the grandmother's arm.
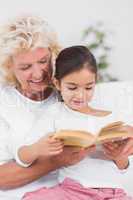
[0,115,94,189]
[0,146,92,190]
[0,156,59,190]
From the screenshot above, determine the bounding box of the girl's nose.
[76,89,85,98]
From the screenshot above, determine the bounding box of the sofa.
[92,81,133,195]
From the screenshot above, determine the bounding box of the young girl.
[14,46,133,199]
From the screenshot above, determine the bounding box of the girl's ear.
[52,78,61,91]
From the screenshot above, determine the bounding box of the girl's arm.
[17,136,64,166]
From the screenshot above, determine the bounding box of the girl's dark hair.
[55,45,97,80]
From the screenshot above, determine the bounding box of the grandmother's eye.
[21,64,32,70]
[39,58,50,64]
[39,60,47,64]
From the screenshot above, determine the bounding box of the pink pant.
[22,178,133,200]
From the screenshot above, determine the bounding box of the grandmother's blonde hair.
[0,15,61,86]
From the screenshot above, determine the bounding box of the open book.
[54,121,133,148]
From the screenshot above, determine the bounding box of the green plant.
[82,22,117,82]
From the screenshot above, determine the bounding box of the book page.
[54,129,96,148]
[99,121,124,133]
[97,122,133,143]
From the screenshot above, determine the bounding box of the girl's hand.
[102,138,133,169]
[32,136,64,158]
[102,125,133,169]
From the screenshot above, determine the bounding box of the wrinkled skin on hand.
[51,145,96,167]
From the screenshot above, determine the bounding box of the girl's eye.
[68,87,77,90]
[85,87,93,90]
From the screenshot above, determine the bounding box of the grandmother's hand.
[51,145,96,168]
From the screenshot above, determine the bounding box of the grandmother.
[0,15,90,200]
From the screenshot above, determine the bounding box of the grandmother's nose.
[33,65,44,79]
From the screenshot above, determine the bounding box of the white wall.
[0,0,132,80]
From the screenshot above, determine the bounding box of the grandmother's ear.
[52,77,60,91]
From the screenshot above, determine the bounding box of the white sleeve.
[0,117,13,165]
[14,115,55,167]
[120,155,133,173]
